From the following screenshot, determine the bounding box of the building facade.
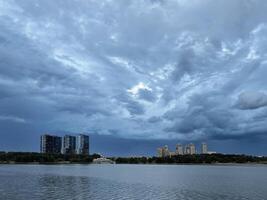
[189,143,196,154]
[183,143,196,155]
[62,135,76,154]
[184,144,191,155]
[40,134,62,154]
[76,134,89,155]
[157,145,170,157]
[201,143,208,154]
[157,147,164,157]
[157,142,209,157]
[175,144,184,155]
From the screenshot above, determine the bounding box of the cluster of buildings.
[40,134,89,155]
[157,143,215,157]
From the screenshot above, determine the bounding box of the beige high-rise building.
[184,143,196,155]
[189,143,196,154]
[157,148,164,157]
[157,143,200,157]
[176,144,183,155]
[201,143,208,154]
[184,144,191,155]
[157,145,170,157]
[163,145,170,157]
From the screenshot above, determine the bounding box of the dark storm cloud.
[116,93,145,115]
[1,0,267,154]
[235,91,267,110]
[147,116,162,123]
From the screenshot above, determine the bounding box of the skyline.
[1,0,267,156]
[40,133,89,155]
[1,132,266,157]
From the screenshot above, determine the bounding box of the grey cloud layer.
[236,91,267,110]
[1,0,267,141]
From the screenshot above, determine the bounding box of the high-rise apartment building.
[157,142,210,157]
[40,134,62,154]
[163,145,170,157]
[76,134,89,155]
[184,144,191,155]
[157,145,170,157]
[201,143,208,154]
[175,144,184,155]
[189,143,196,154]
[157,147,164,157]
[184,143,196,155]
[62,135,76,154]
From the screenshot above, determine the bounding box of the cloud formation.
[1,0,267,152]
[236,91,267,110]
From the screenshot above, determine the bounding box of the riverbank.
[112,154,267,165]
[0,152,267,165]
[0,162,267,167]
[0,152,100,164]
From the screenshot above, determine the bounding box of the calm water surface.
[0,164,267,200]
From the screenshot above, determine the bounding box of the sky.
[1,0,267,156]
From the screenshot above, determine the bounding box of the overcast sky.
[1,0,267,156]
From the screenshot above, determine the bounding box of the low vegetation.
[113,154,267,164]
[0,152,100,164]
[0,152,266,164]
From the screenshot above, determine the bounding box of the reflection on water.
[0,164,267,200]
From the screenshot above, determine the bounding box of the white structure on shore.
[207,151,216,155]
[92,157,115,164]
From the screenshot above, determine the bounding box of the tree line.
[0,152,100,164]
[113,154,267,164]
[0,152,267,164]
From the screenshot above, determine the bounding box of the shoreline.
[0,162,267,166]
[1,152,267,166]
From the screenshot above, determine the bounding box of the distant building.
[201,143,208,154]
[40,134,62,154]
[157,148,164,157]
[157,142,214,157]
[184,143,196,155]
[157,145,170,157]
[184,144,190,155]
[76,134,89,155]
[189,143,196,154]
[175,144,183,155]
[163,145,170,157]
[62,135,76,154]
